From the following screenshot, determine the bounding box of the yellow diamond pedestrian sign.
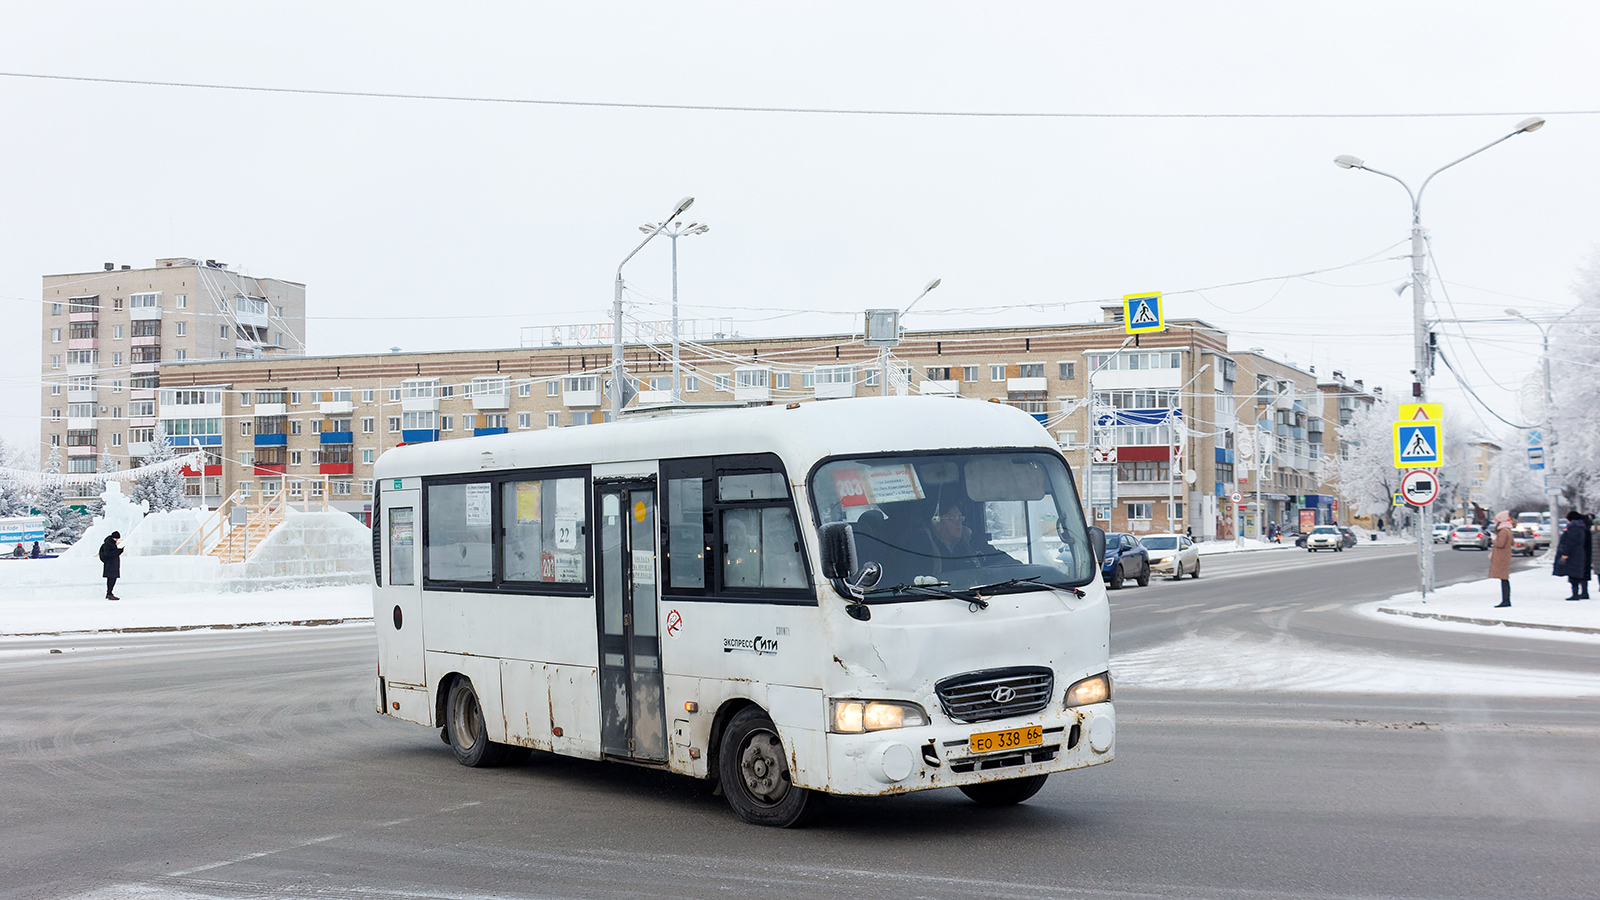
[1123,292,1164,334]
[1393,420,1442,468]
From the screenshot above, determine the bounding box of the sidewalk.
[0,584,373,637]
[1365,565,1600,642]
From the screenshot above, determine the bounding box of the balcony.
[180,464,223,477]
[68,338,98,351]
[400,429,439,444]
[169,434,221,446]
[66,360,99,376]
[128,442,153,457]
[637,389,673,406]
[131,335,161,348]
[68,445,97,457]
[562,385,602,407]
[129,305,162,321]
[319,399,354,415]
[67,389,97,404]
[69,310,99,323]
[473,427,508,437]
[1007,377,1048,392]
[919,380,960,395]
[130,363,158,375]
[470,392,510,411]
[254,433,288,446]
[67,416,96,430]
[254,402,287,416]
[319,463,355,476]
[319,430,354,445]
[254,464,287,476]
[131,389,156,401]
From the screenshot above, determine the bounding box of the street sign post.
[1527,446,1546,470]
[1400,469,1440,506]
[1122,292,1164,334]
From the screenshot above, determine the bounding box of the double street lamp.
[1334,116,1544,595]
[613,197,695,417]
[1506,307,1573,534]
[639,220,710,401]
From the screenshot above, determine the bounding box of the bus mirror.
[819,522,857,580]
[1088,526,1106,567]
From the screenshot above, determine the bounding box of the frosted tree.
[1323,398,1402,527]
[1546,248,1600,511]
[131,424,189,512]
[34,447,88,544]
[0,436,30,517]
[1483,438,1547,513]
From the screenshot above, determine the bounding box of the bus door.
[595,480,668,762]
[379,487,425,686]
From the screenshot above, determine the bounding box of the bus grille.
[934,667,1054,723]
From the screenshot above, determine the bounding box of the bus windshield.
[811,450,1095,599]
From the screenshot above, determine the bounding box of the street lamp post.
[1506,308,1571,533]
[638,220,710,401]
[867,279,941,397]
[1168,363,1211,534]
[1334,116,1544,595]
[613,197,695,419]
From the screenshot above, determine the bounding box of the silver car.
[1448,525,1491,550]
[1140,533,1200,579]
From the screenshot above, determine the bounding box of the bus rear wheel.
[445,677,507,768]
[959,773,1049,806]
[718,706,816,827]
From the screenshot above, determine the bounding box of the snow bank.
[1363,565,1600,644]
[0,584,373,636]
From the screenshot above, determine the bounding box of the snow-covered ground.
[0,584,373,636]
[1363,565,1600,644]
[1196,537,1297,556]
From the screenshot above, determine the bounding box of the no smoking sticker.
[665,609,683,639]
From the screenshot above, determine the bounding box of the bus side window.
[426,482,494,583]
[663,453,814,603]
[666,475,707,589]
[389,507,414,586]
[721,507,805,589]
[501,476,588,584]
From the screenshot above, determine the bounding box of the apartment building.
[152,316,1371,537]
[39,258,307,496]
[1224,351,1335,537]
[1316,371,1382,526]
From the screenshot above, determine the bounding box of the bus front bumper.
[813,701,1114,796]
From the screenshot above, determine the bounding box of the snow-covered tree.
[1322,398,1402,527]
[1547,248,1600,512]
[0,436,31,517]
[33,447,88,544]
[131,424,189,512]
[1483,439,1547,513]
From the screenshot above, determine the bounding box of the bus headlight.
[1065,672,1111,708]
[830,699,930,733]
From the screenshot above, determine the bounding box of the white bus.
[372,396,1114,826]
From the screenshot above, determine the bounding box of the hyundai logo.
[990,685,1017,704]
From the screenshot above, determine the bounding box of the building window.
[990,365,1005,382]
[176,294,187,309]
[333,481,352,496]
[362,448,375,464]
[388,416,401,433]
[111,325,123,340]
[546,381,559,397]
[112,352,123,367]
[686,375,699,393]
[49,434,60,446]
[1019,363,1044,378]
[440,415,453,432]
[112,297,123,311]
[517,412,531,429]
[290,420,303,435]
[1169,501,1184,520]
[864,369,879,388]
[1057,430,1078,449]
[389,387,401,402]
[51,355,61,369]
[111,433,123,447]
[175,321,187,337]
[464,414,476,431]
[288,392,301,405]
[360,479,374,496]
[241,421,252,436]
[239,392,251,406]
[1117,459,1170,482]
[518,382,532,398]
[572,411,591,426]
[1060,362,1075,380]
[289,450,302,467]
[362,389,374,403]
[50,383,61,396]
[1127,502,1154,521]
[51,303,61,315]
[775,372,791,389]
[714,374,729,392]
[174,349,186,360]
[546,412,559,427]
[361,417,374,433]
[51,328,61,343]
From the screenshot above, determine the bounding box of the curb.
[2,616,375,638]
[1376,607,1600,636]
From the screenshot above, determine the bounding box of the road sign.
[1399,403,1443,422]
[1400,469,1440,506]
[1393,492,1406,508]
[1527,429,1543,446]
[1122,292,1165,334]
[1393,420,1443,468]
[1230,491,1242,503]
[1527,446,1545,470]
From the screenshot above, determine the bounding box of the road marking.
[1256,605,1290,613]
[1306,602,1343,613]
[1206,603,1248,613]
[1162,603,1203,613]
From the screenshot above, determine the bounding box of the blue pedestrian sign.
[1122,292,1165,334]
[1393,421,1442,468]
[1527,446,1545,470]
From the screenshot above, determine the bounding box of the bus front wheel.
[445,677,507,768]
[718,706,816,827]
[959,773,1049,806]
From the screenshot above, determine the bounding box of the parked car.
[1140,533,1201,579]
[1305,525,1344,552]
[1102,532,1151,590]
[1432,522,1452,543]
[1448,525,1491,550]
[1337,526,1358,549]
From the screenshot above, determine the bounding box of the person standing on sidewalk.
[98,531,123,601]
[1581,513,1595,600]
[1489,511,1514,608]
[1552,511,1588,601]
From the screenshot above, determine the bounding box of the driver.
[914,500,1003,573]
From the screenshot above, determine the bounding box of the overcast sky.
[2,1,1596,456]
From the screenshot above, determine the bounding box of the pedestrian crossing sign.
[1399,402,1442,422]
[1393,420,1443,468]
[1122,292,1165,334]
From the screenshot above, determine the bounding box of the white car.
[1432,522,1452,543]
[1139,533,1200,579]
[1305,525,1344,552]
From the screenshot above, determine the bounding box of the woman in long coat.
[1488,511,1513,608]
[1552,511,1588,601]
[98,531,123,601]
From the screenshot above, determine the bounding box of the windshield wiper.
[868,581,989,610]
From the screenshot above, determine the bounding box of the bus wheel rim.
[738,729,789,805]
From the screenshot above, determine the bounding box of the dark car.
[1337,527,1358,549]
[1102,532,1150,590]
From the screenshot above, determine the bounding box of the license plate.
[968,725,1043,754]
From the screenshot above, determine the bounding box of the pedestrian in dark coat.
[1552,511,1588,600]
[1488,511,1514,608]
[29,541,40,559]
[1581,514,1595,600]
[98,532,123,601]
